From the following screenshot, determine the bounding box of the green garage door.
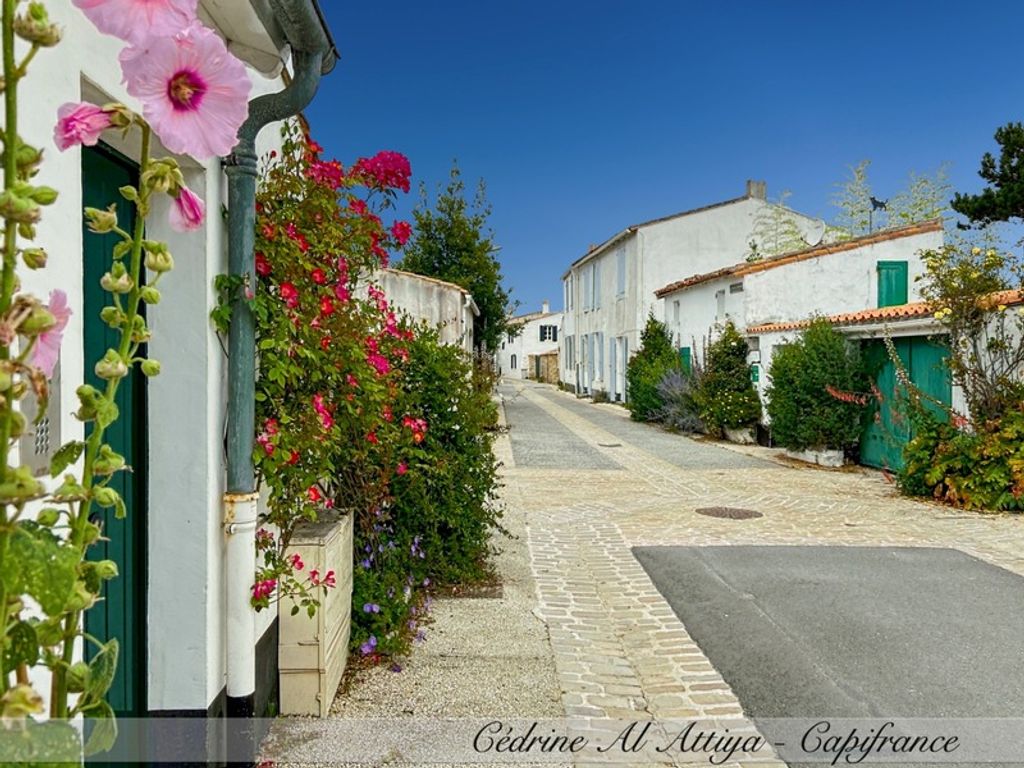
[860,336,951,471]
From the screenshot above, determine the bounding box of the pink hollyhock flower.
[120,23,251,159]
[32,290,71,379]
[53,103,113,151]
[323,570,336,588]
[390,220,412,246]
[169,184,205,232]
[73,0,197,44]
[290,554,304,571]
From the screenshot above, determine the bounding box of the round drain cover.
[695,506,763,520]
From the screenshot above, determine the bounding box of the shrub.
[693,322,761,435]
[900,404,1024,511]
[654,368,703,433]
[766,319,868,451]
[626,314,679,421]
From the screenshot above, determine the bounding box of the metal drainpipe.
[222,0,335,731]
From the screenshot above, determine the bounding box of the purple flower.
[359,635,378,655]
[360,558,372,569]
[362,603,380,614]
[423,578,431,587]
[390,663,402,673]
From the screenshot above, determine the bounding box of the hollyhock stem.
[53,124,153,718]
[0,0,18,696]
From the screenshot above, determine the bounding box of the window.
[729,282,744,294]
[616,248,626,297]
[539,324,558,342]
[510,354,517,370]
[877,261,908,307]
[582,267,592,311]
[565,335,575,367]
[716,289,726,319]
[673,300,681,322]
[507,331,515,344]
[592,262,601,309]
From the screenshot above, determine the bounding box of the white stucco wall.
[743,229,941,328]
[372,269,476,353]
[21,5,289,712]
[662,277,746,366]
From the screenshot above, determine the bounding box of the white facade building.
[559,181,819,400]
[22,1,336,726]
[498,301,562,381]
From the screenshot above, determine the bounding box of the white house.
[497,301,562,381]
[21,0,337,735]
[373,269,479,353]
[559,181,820,400]
[655,219,944,385]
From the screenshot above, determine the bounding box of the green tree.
[766,319,868,451]
[887,164,951,227]
[626,314,678,421]
[831,159,875,238]
[747,191,808,261]
[398,164,513,354]
[694,322,761,434]
[951,122,1024,226]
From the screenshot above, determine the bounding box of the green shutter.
[877,261,909,307]
[680,346,692,373]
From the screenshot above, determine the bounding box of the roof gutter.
[221,0,337,742]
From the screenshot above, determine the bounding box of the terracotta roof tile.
[746,289,1024,335]
[654,219,944,298]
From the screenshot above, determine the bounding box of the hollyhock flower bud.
[141,359,161,377]
[54,103,113,151]
[14,3,62,47]
[94,559,119,580]
[100,268,133,294]
[144,245,174,273]
[19,306,56,336]
[84,205,118,233]
[21,247,47,269]
[92,486,119,508]
[36,507,60,527]
[140,286,161,304]
[95,349,128,380]
[0,191,40,224]
[169,184,205,232]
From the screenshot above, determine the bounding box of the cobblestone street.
[499,379,1024,766]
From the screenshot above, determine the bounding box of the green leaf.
[84,700,117,756]
[85,638,119,702]
[49,441,84,477]
[2,620,39,673]
[0,525,78,616]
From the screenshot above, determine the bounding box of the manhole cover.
[695,506,763,520]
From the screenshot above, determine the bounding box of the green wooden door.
[860,336,951,471]
[82,145,147,716]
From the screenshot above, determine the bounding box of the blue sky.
[306,1,1021,314]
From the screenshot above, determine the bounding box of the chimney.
[541,300,550,314]
[746,180,767,200]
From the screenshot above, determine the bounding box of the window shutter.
[680,347,692,373]
[877,261,909,307]
[552,326,558,342]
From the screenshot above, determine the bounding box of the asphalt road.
[634,546,1024,765]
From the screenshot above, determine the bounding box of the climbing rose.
[279,282,298,308]
[254,252,271,277]
[53,103,113,151]
[169,184,205,232]
[351,151,412,193]
[32,290,71,378]
[72,0,197,44]
[390,220,412,246]
[120,23,251,159]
